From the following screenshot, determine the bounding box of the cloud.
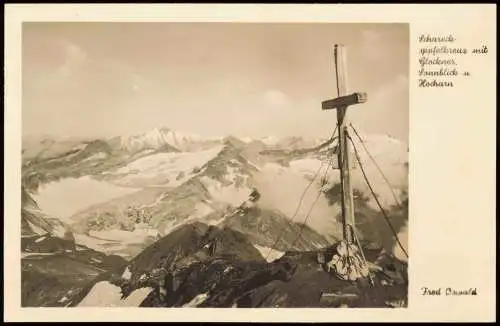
[56,41,87,78]
[262,89,291,110]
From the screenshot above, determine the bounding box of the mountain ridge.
[21,126,409,307]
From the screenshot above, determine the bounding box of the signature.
[421,287,477,296]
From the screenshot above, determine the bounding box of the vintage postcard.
[4,4,496,323]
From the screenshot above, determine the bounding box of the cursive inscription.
[421,287,478,296]
[421,287,441,296]
[417,34,488,88]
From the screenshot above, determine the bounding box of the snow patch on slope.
[253,244,285,262]
[122,267,132,280]
[77,281,122,307]
[77,281,153,307]
[34,236,46,243]
[26,220,48,236]
[182,292,209,307]
[21,252,56,258]
[393,224,408,262]
[81,152,108,163]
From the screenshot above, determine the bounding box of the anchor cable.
[264,126,338,260]
[348,133,409,259]
[349,123,403,209]
[290,154,335,248]
[348,224,375,286]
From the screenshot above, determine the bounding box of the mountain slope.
[68,222,267,307]
[64,138,261,255]
[221,205,332,252]
[22,249,127,307]
[67,222,407,308]
[21,186,73,239]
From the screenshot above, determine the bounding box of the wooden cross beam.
[322,44,367,244]
[322,92,367,111]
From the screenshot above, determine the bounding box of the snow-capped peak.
[118,127,210,152]
[259,136,280,146]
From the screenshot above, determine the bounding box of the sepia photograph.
[21,22,409,308]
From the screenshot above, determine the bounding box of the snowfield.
[33,176,140,221]
[89,227,158,243]
[73,234,118,254]
[72,224,159,259]
[110,145,224,187]
[73,231,156,259]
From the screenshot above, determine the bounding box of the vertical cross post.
[336,44,355,245]
[322,44,367,245]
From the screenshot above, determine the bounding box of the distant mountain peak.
[116,126,229,153]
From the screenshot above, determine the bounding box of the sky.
[22,23,409,143]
